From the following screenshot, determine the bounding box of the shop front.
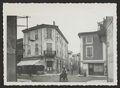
[46,61,53,71]
[88,63,104,75]
[17,60,45,74]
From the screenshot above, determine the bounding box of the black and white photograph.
[3,3,117,85]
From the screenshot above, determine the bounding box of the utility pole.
[106,42,109,82]
[17,16,30,29]
[16,16,31,80]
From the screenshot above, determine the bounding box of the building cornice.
[22,24,69,44]
[78,31,98,38]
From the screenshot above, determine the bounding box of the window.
[35,30,38,40]
[89,63,104,75]
[86,46,93,57]
[86,36,93,44]
[28,32,30,41]
[35,44,39,55]
[56,33,59,41]
[47,43,52,51]
[94,64,104,72]
[47,28,52,39]
[27,45,31,55]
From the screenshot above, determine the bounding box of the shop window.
[89,64,104,75]
[94,64,104,73]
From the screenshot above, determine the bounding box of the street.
[17,74,107,82]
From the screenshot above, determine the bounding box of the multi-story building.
[98,17,114,81]
[78,31,106,76]
[68,51,80,75]
[104,17,114,82]
[17,23,68,74]
[78,16,114,77]
[68,50,73,74]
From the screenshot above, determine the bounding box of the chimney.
[53,21,55,25]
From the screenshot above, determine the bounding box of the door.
[47,61,53,71]
[89,64,94,75]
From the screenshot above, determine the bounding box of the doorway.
[47,61,53,71]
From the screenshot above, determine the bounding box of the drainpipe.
[106,41,109,82]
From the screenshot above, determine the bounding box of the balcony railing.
[44,50,56,57]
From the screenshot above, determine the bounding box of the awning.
[34,60,45,66]
[17,60,44,66]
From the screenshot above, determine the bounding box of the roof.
[22,24,68,44]
[78,31,98,37]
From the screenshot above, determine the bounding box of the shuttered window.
[35,44,39,55]
[86,46,93,57]
[27,45,31,55]
[47,28,52,39]
[35,30,38,40]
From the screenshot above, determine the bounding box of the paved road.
[17,74,107,82]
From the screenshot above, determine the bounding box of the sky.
[3,3,116,54]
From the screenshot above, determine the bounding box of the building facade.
[68,51,73,74]
[16,38,23,64]
[71,53,80,75]
[17,23,68,74]
[98,17,114,81]
[78,31,106,76]
[105,17,113,82]
[68,51,80,75]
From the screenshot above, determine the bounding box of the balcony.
[44,50,56,57]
